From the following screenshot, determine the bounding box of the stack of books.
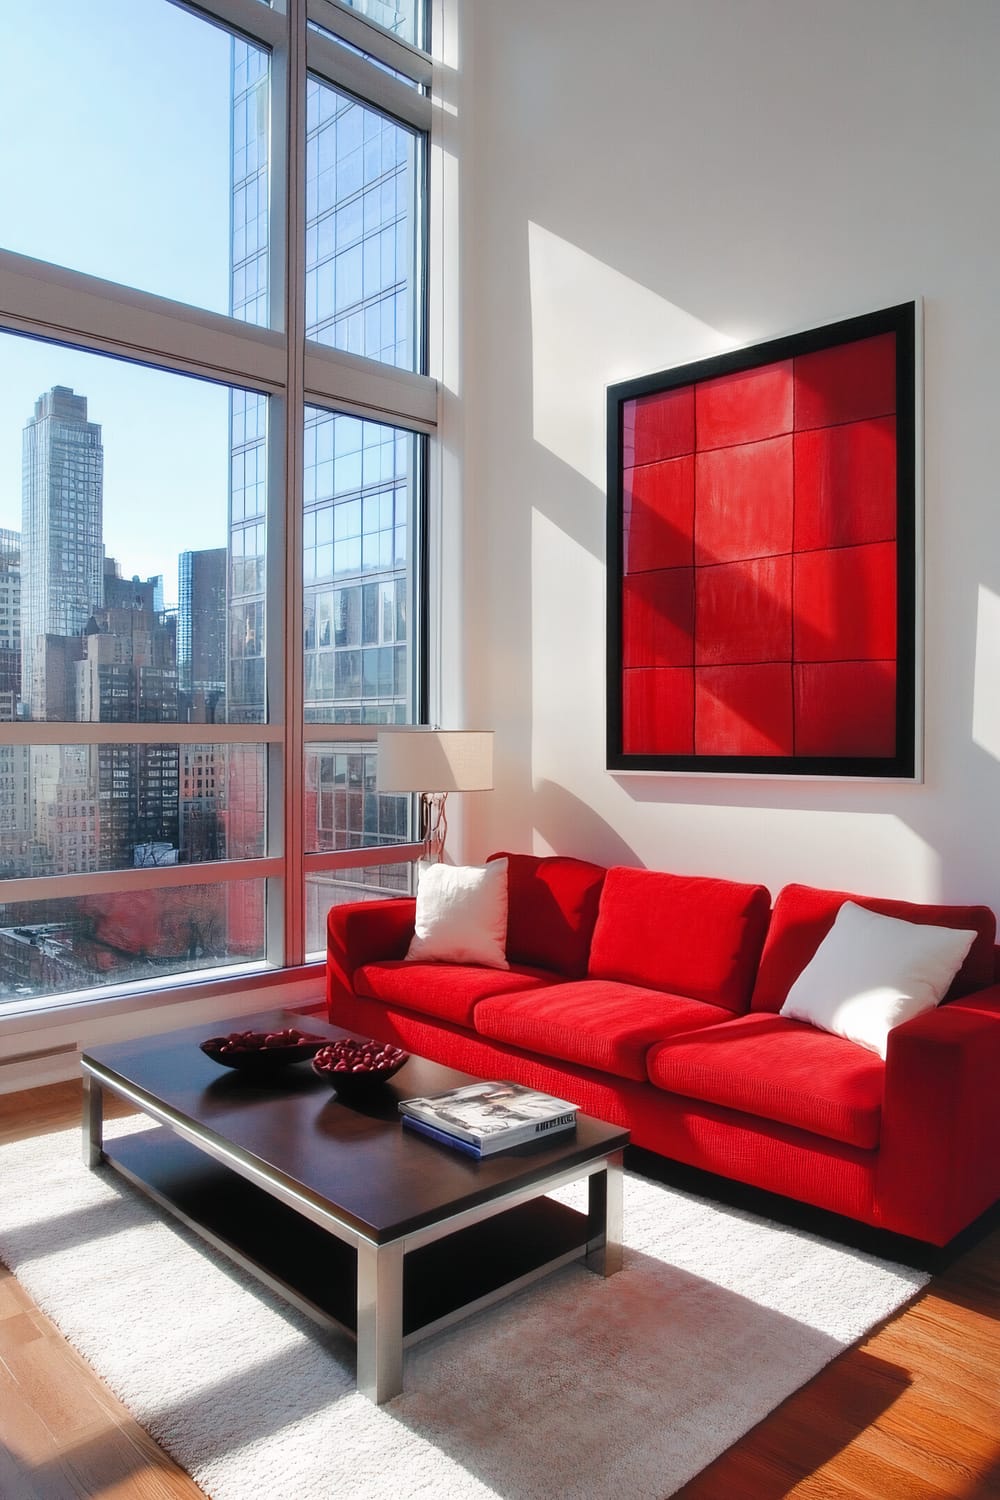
[398,1081,578,1158]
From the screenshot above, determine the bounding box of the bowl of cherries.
[200,1027,328,1073]
[311,1037,409,1098]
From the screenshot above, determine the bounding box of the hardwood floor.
[2,1082,999,1499]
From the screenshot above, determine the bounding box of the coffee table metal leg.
[82,1073,104,1168]
[356,1238,404,1403]
[585,1150,624,1276]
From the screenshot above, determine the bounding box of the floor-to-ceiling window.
[0,0,434,1011]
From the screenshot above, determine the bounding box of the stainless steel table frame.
[82,1060,624,1404]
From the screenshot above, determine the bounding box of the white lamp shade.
[376,729,494,793]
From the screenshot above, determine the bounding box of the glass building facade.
[0,0,432,1005]
[20,388,103,721]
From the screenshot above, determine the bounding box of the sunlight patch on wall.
[528,222,733,487]
[973,585,1000,761]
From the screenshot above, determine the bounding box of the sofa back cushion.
[487,851,607,978]
[587,866,772,1012]
[752,883,997,1013]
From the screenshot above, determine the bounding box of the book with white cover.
[398,1081,578,1153]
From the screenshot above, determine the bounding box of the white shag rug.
[0,1116,928,1500]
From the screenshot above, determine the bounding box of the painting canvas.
[606,303,917,777]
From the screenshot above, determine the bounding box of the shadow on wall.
[531,777,639,869]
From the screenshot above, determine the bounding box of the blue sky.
[0,0,241,597]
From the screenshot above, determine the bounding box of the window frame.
[0,0,435,1017]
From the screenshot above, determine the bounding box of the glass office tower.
[20,387,103,720]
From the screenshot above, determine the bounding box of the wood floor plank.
[3,1079,1000,1500]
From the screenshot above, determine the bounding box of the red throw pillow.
[487,851,606,978]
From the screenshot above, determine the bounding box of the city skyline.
[0,0,233,586]
[0,346,231,598]
[0,0,421,1001]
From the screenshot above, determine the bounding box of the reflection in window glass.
[306,76,421,371]
[305,864,413,956]
[307,22,424,89]
[304,745,413,855]
[0,880,265,1005]
[0,743,265,880]
[0,332,267,728]
[0,2,269,321]
[303,407,417,726]
[336,0,426,49]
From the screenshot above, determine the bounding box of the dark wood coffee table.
[81,1009,628,1402]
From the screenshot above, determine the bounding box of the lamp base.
[420,791,449,863]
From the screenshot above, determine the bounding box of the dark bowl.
[311,1038,409,1098]
[200,1028,329,1073]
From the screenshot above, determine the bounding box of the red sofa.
[326,853,1000,1246]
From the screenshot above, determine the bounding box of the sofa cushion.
[752,883,997,1014]
[474,979,734,1082]
[354,960,559,1029]
[646,1012,885,1149]
[587,867,772,1013]
[488,851,606,978]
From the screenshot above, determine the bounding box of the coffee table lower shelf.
[104,1127,597,1350]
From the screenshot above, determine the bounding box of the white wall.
[456,0,1000,910]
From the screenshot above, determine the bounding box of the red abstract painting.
[607,304,916,776]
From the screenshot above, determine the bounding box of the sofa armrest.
[326,898,416,1019]
[878,984,1000,1243]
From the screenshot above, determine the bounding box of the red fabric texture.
[793,660,897,758]
[487,851,607,979]
[625,386,695,467]
[696,359,794,448]
[474,980,732,1083]
[326,864,1000,1244]
[623,568,695,668]
[588,866,771,1013]
[326,897,416,1015]
[646,1012,884,1150]
[623,667,694,755]
[695,664,793,756]
[752,883,997,1013]
[694,436,793,565]
[793,418,896,551]
[794,332,896,430]
[793,542,897,662]
[694,555,792,665]
[877,984,1000,1243]
[624,456,694,573]
[327,988,880,1229]
[354,960,557,1030]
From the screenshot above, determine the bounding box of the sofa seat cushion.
[474,980,734,1083]
[752,882,997,1014]
[587,867,772,1013]
[646,1012,885,1149]
[354,961,559,1029]
[488,851,607,978]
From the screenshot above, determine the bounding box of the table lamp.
[376,728,494,863]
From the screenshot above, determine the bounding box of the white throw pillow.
[406,858,509,969]
[779,900,977,1059]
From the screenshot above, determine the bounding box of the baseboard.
[0,979,326,1096]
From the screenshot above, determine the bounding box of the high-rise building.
[20,387,104,720]
[177,547,226,723]
[103,560,164,615]
[226,38,416,734]
[0,528,21,720]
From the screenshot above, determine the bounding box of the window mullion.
[168,0,286,50]
[308,0,432,82]
[306,27,432,133]
[276,0,310,970]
